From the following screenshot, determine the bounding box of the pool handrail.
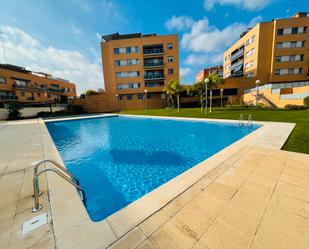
[32,168,85,212]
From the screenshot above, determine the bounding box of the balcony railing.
[143,48,164,56]
[47,88,65,93]
[230,59,244,70]
[0,95,18,100]
[144,74,164,80]
[144,62,164,68]
[230,49,244,61]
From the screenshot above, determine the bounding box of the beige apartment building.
[224,12,309,107]
[0,64,76,106]
[100,32,179,109]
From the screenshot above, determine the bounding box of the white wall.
[0,107,65,120]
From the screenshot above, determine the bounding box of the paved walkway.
[0,119,309,249]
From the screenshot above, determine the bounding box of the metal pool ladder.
[32,159,85,212]
[239,114,244,126]
[248,114,253,126]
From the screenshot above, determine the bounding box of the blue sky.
[0,0,308,93]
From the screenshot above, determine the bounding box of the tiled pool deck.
[1,116,309,249]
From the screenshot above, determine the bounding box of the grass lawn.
[119,107,309,154]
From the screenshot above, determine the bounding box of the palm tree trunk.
[177,94,180,112]
[200,94,203,111]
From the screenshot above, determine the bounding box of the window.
[277,26,307,36]
[145,81,164,87]
[114,46,139,54]
[119,95,123,100]
[277,28,284,36]
[246,48,255,57]
[167,56,174,62]
[274,68,303,75]
[245,61,254,69]
[246,72,254,77]
[115,59,140,66]
[127,94,132,100]
[116,71,140,78]
[167,43,173,50]
[21,91,25,96]
[276,41,305,49]
[13,79,28,86]
[0,76,6,84]
[138,94,144,100]
[117,83,140,89]
[161,93,166,99]
[168,68,174,75]
[246,35,255,46]
[146,93,152,99]
[37,92,41,97]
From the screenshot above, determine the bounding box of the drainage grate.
[21,213,47,235]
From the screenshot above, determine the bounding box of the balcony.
[0,95,18,100]
[47,88,65,93]
[230,48,244,61]
[144,74,164,80]
[144,61,164,68]
[230,59,244,70]
[143,44,164,56]
[27,97,35,101]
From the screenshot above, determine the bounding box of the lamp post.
[220,88,224,108]
[204,78,209,115]
[255,80,260,109]
[115,94,119,110]
[144,89,148,111]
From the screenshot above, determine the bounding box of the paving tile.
[268,192,309,219]
[282,167,309,180]
[215,167,250,189]
[108,227,146,249]
[202,182,237,202]
[275,181,309,202]
[216,204,261,236]
[199,219,251,249]
[150,220,197,249]
[172,202,213,239]
[135,239,159,249]
[279,173,309,190]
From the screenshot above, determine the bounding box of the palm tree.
[163,80,183,112]
[187,81,205,111]
[206,72,224,112]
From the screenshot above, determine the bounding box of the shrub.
[304,96,309,108]
[284,104,306,110]
[6,102,23,120]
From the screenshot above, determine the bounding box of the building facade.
[195,66,223,83]
[224,12,309,85]
[223,12,309,106]
[101,32,179,109]
[0,64,76,105]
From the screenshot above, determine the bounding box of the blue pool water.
[46,116,260,221]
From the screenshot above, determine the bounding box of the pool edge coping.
[39,114,296,248]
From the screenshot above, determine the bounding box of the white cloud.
[204,0,272,11]
[95,32,102,41]
[70,22,83,35]
[0,25,102,94]
[181,15,262,53]
[180,67,193,78]
[185,53,223,66]
[165,15,195,31]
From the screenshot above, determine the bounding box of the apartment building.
[195,66,223,82]
[101,32,179,109]
[224,12,309,83]
[223,12,309,106]
[0,64,76,105]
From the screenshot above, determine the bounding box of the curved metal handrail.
[32,168,85,212]
[32,159,80,196]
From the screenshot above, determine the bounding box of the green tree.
[206,72,224,112]
[163,80,183,112]
[85,90,99,96]
[187,80,205,111]
[6,102,23,120]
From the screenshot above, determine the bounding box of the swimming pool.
[46,115,260,222]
